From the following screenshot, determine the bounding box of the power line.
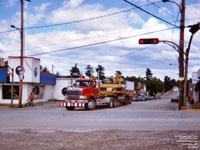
[123,0,179,28]
[0,1,162,34]
[185,17,200,21]
[4,23,164,52]
[24,1,162,30]
[77,45,156,67]
[171,9,180,42]
[0,29,17,35]
[25,8,135,29]
[94,45,156,65]
[28,27,174,57]
[147,0,176,20]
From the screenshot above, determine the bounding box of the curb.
[181,109,200,111]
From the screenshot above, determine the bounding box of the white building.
[0,56,72,106]
[192,70,200,102]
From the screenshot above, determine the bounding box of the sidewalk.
[181,101,200,111]
[0,100,61,109]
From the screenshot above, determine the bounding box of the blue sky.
[0,0,200,80]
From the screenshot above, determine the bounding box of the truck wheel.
[107,98,114,108]
[86,99,96,110]
[65,107,75,110]
[125,96,129,105]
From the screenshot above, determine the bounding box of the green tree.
[85,65,94,78]
[70,63,80,78]
[0,60,8,68]
[40,65,50,73]
[125,76,139,82]
[146,68,153,80]
[96,65,105,80]
[43,66,50,73]
[144,77,164,96]
[164,76,177,91]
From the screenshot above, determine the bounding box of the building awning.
[40,71,56,85]
[0,68,8,83]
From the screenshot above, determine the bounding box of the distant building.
[192,69,200,102]
[0,56,73,106]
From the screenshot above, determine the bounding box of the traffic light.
[162,0,169,2]
[139,38,159,44]
[189,22,200,34]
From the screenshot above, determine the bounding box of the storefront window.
[2,85,19,99]
[32,85,44,99]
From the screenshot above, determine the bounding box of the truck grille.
[66,91,81,96]
[68,95,80,99]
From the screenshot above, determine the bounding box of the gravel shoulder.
[0,129,199,150]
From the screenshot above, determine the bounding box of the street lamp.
[162,0,185,110]
[169,63,178,66]
[11,24,24,108]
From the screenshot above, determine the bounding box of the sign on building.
[0,57,4,66]
[197,69,200,79]
[8,56,40,83]
[192,72,198,84]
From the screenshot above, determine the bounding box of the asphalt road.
[0,90,200,133]
[0,90,200,150]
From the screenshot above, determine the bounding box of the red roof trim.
[40,71,56,76]
[8,56,40,61]
[76,79,95,81]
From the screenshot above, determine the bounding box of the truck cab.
[64,79,98,110]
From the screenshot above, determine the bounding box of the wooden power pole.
[178,0,185,110]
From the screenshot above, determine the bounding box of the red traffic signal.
[189,22,200,34]
[139,38,159,44]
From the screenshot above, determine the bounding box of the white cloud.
[186,2,200,25]
[151,50,177,60]
[5,0,17,7]
[128,12,145,24]
[33,3,51,13]
[158,7,172,17]
[47,3,129,32]
[67,0,84,8]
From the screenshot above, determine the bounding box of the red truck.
[60,78,131,110]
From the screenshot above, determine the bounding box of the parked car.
[146,96,154,100]
[131,95,137,101]
[153,96,160,99]
[137,95,146,101]
[171,96,178,103]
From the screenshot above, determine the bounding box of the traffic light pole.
[183,22,200,107]
[183,34,194,107]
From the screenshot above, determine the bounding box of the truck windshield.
[74,81,92,87]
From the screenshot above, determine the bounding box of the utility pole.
[179,0,185,110]
[11,0,30,107]
[18,0,24,108]
[183,23,200,108]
